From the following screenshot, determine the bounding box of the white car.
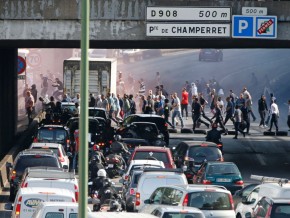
[122,159,165,181]
[29,142,70,169]
[150,206,205,218]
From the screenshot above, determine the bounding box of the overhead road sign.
[17,56,26,75]
[146,23,231,37]
[232,15,277,38]
[146,7,231,21]
[242,7,267,16]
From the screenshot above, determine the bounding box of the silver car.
[140,184,235,218]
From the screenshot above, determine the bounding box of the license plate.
[108,164,114,168]
[216,178,231,182]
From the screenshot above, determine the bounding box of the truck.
[63,57,117,98]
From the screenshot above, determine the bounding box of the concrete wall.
[0,0,290,41]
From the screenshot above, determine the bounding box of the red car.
[128,146,176,169]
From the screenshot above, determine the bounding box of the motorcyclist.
[110,135,130,166]
[89,154,105,180]
[205,123,223,152]
[91,169,107,192]
[98,178,120,206]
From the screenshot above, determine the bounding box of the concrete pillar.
[0,49,18,157]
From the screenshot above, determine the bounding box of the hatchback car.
[199,49,223,61]
[250,196,290,218]
[116,122,166,147]
[29,142,70,169]
[151,206,205,218]
[6,149,63,201]
[129,146,176,169]
[140,184,235,218]
[172,141,223,181]
[33,125,70,152]
[119,114,170,145]
[192,161,244,194]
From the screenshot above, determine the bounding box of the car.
[129,146,176,169]
[122,169,143,212]
[151,206,205,218]
[250,196,290,218]
[116,122,166,147]
[19,167,79,201]
[6,149,63,201]
[233,183,259,209]
[199,49,223,61]
[33,125,70,152]
[119,114,170,145]
[135,168,188,211]
[29,142,70,168]
[192,161,244,194]
[61,102,77,115]
[172,141,223,182]
[122,159,165,181]
[235,175,290,218]
[88,107,109,121]
[140,184,235,218]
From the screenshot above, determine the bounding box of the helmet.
[109,200,121,212]
[114,135,122,141]
[97,169,107,177]
[103,178,112,187]
[212,123,218,129]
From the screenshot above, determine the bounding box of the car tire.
[168,128,178,133]
[263,131,276,136]
[181,128,193,133]
[276,131,288,136]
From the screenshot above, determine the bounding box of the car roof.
[131,122,158,126]
[134,146,170,152]
[39,125,67,129]
[133,114,163,118]
[164,184,229,193]
[30,142,62,148]
[25,166,66,173]
[61,102,75,105]
[88,107,106,111]
[180,141,218,147]
[155,205,204,213]
[207,161,237,166]
[19,149,56,155]
[18,187,75,196]
[26,170,76,180]
[130,159,164,165]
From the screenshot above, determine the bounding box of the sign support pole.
[79,0,89,217]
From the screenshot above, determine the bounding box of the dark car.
[116,122,166,147]
[119,114,170,145]
[6,149,63,201]
[88,107,108,121]
[172,141,223,182]
[192,161,244,194]
[199,49,223,61]
[33,125,70,152]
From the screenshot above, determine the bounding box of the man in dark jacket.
[258,94,268,128]
[192,97,210,130]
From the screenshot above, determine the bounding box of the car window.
[151,208,162,217]
[132,173,142,185]
[172,189,184,204]
[133,151,169,163]
[31,147,59,156]
[188,191,231,210]
[163,213,204,218]
[207,164,240,175]
[15,156,60,174]
[272,204,290,217]
[161,188,175,205]
[150,187,165,204]
[188,146,220,160]
[38,129,67,142]
[247,187,260,203]
[69,214,78,218]
[88,109,106,119]
[45,212,64,218]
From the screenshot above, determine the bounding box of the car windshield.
[135,117,166,131]
[207,164,240,175]
[188,191,231,210]
[15,156,60,174]
[188,146,220,161]
[88,109,106,119]
[37,129,67,143]
[31,147,59,157]
[132,123,159,136]
[133,151,168,163]
[61,104,75,113]
[163,212,204,218]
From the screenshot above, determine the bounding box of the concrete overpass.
[1,0,290,156]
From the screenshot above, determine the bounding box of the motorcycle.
[105,153,126,179]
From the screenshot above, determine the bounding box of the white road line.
[256,154,266,166]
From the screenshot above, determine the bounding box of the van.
[31,202,91,218]
[236,175,290,218]
[12,187,76,218]
[135,168,188,211]
[19,168,79,201]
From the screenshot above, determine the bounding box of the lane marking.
[256,154,266,166]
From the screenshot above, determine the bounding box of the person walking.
[163,98,174,128]
[25,90,35,125]
[52,78,64,101]
[267,100,279,132]
[199,92,212,124]
[181,87,189,120]
[192,97,210,130]
[258,95,268,128]
[287,100,290,131]
[40,73,50,97]
[265,93,276,126]
[211,103,228,135]
[233,105,246,139]
[241,102,251,135]
[171,92,184,129]
[224,96,235,126]
[30,84,38,114]
[89,93,96,107]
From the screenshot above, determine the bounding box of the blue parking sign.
[232,16,254,38]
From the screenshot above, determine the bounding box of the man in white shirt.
[171,92,184,129]
[268,100,279,132]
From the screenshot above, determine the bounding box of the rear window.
[15,156,60,174]
[207,164,240,175]
[188,191,231,210]
[133,151,169,163]
[272,204,290,217]
[45,213,64,218]
[163,212,204,218]
[32,147,59,157]
[38,129,67,143]
[188,146,221,161]
[88,109,106,119]
[136,117,166,131]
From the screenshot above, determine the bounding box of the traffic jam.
[5,97,290,218]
